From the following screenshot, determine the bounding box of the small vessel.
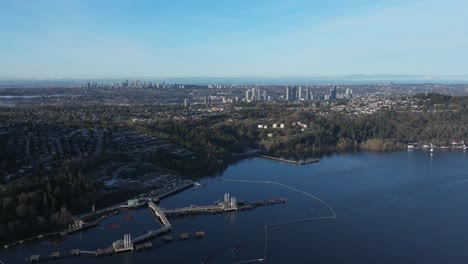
[105,224,121,229]
[193,182,207,190]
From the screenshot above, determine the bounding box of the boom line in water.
[222,179,336,218]
[224,178,336,264]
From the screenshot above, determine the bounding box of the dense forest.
[0,169,95,237]
[132,118,259,177]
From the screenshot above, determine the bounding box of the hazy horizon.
[2,74,468,86]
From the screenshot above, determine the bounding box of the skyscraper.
[291,86,297,100]
[330,85,337,100]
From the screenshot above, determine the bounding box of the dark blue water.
[2,150,468,264]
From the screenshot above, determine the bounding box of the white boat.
[193,182,206,190]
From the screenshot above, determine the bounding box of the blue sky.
[1,0,467,78]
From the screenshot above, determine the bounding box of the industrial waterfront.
[2,150,468,263]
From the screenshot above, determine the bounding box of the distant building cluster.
[285,85,352,101]
[81,80,180,89]
[245,87,268,102]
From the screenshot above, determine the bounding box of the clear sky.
[1,0,467,79]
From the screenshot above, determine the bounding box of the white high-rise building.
[245,90,251,101]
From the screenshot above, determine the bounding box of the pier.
[260,155,320,165]
[28,230,206,262]
[21,190,288,263]
[59,219,99,236]
[148,201,171,228]
[130,201,172,244]
[163,192,238,216]
[163,204,225,215]
[163,196,287,218]
[3,231,61,249]
[153,181,194,200]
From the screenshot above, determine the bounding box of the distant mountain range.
[343,74,468,80]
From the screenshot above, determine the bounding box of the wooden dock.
[260,155,320,165]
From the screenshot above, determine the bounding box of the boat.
[193,182,207,190]
[105,224,121,229]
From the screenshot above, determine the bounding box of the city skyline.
[1,0,468,78]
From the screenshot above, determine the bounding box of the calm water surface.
[2,150,468,264]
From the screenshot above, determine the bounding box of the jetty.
[130,200,172,245]
[60,219,99,236]
[28,230,205,262]
[260,155,319,165]
[163,193,287,218]
[23,193,286,262]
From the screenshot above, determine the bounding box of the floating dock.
[260,155,320,165]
